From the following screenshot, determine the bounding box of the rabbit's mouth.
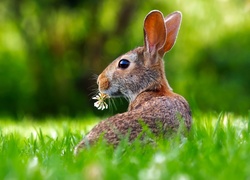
[110,90,123,97]
[101,88,123,98]
[106,90,122,97]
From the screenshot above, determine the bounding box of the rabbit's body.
[76,91,191,150]
[74,10,192,154]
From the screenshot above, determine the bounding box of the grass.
[0,112,250,180]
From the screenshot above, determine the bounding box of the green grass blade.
[213,112,224,137]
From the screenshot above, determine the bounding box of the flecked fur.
[74,10,192,154]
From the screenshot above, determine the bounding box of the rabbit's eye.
[118,59,130,69]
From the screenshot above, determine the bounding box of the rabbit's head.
[97,10,182,102]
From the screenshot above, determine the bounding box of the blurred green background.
[0,0,249,118]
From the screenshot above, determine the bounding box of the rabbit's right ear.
[160,11,182,55]
[143,10,167,57]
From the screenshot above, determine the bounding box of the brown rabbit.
[74,10,192,154]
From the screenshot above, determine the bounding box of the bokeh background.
[0,0,249,118]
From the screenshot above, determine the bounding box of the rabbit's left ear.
[144,10,166,56]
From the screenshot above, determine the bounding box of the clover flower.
[92,93,109,110]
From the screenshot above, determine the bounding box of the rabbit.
[74,10,192,155]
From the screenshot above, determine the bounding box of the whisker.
[91,74,99,80]
[107,98,114,114]
[89,86,99,97]
[123,96,129,103]
[110,98,117,111]
[86,74,99,98]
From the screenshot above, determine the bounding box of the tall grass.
[0,112,249,179]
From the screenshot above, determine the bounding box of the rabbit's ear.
[160,11,182,55]
[144,10,167,56]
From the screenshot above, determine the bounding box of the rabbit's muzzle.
[97,73,110,92]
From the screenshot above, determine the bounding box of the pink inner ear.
[163,12,182,53]
[149,44,156,54]
[144,11,166,55]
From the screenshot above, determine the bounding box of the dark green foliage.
[0,0,249,117]
[190,29,250,113]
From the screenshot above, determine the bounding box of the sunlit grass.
[0,116,98,139]
[0,112,250,179]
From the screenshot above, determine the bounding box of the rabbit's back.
[82,93,191,147]
[137,94,191,131]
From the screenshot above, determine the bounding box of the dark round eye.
[118,59,130,69]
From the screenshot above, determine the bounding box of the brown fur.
[74,10,192,154]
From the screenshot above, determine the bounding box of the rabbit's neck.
[128,86,174,111]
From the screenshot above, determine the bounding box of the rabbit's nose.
[97,73,110,91]
[97,74,101,85]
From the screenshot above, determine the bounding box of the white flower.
[92,93,109,110]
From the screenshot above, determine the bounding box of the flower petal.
[94,101,100,108]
